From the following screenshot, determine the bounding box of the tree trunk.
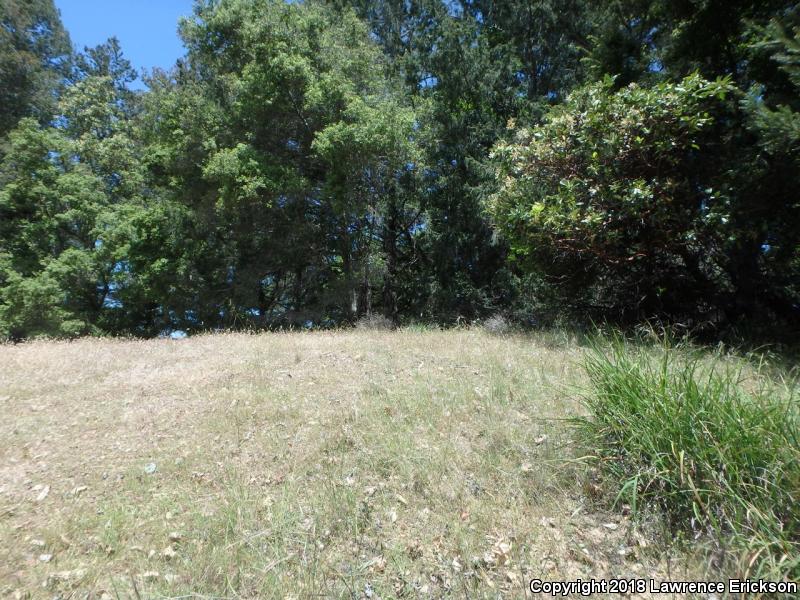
[383,197,399,324]
[363,254,372,316]
[341,231,357,320]
[293,265,304,312]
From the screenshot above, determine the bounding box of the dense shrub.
[482,314,512,335]
[488,74,799,329]
[355,313,395,331]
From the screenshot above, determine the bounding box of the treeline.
[1,0,798,339]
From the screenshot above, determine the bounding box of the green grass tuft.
[577,335,800,580]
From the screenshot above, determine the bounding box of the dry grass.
[0,329,694,599]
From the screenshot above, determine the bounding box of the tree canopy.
[1,0,798,339]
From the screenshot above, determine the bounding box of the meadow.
[0,329,795,598]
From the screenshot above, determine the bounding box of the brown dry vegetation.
[1,329,695,599]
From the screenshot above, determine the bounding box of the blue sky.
[56,0,196,88]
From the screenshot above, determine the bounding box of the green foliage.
[0,41,147,338]
[488,75,736,322]
[578,336,800,579]
[745,10,800,159]
[339,0,594,322]
[583,0,798,86]
[0,119,101,338]
[0,0,798,337]
[0,0,72,140]
[122,0,424,330]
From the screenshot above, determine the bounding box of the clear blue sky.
[56,0,196,88]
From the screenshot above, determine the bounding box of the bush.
[577,336,800,579]
[482,314,512,335]
[486,75,798,326]
[355,313,395,331]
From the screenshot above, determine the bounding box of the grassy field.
[2,329,706,598]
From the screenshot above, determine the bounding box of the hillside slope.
[0,330,692,598]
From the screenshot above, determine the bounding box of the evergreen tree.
[0,42,146,338]
[125,0,421,331]
[1,0,798,338]
[0,0,72,140]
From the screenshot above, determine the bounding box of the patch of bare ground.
[0,330,696,598]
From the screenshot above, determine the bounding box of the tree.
[124,0,421,331]
[738,9,800,325]
[488,75,738,323]
[0,0,71,140]
[2,0,797,339]
[0,42,146,339]
[583,0,798,87]
[335,0,593,322]
[495,0,800,330]
[313,96,421,321]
